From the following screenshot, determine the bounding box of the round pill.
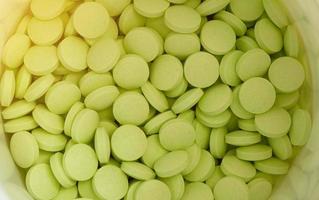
[134,0,170,18]
[64,102,84,136]
[284,25,300,58]
[52,186,78,200]
[32,104,64,135]
[50,152,76,188]
[96,0,130,16]
[32,128,67,152]
[24,74,55,102]
[172,88,204,114]
[201,20,236,55]
[268,57,305,93]
[159,119,196,151]
[0,70,15,107]
[111,125,148,161]
[27,17,63,46]
[255,18,283,54]
[94,127,111,164]
[248,178,272,200]
[125,181,142,200]
[26,164,60,200]
[45,81,81,114]
[150,54,183,91]
[182,144,201,175]
[78,179,101,200]
[135,179,171,200]
[121,162,155,180]
[239,77,276,114]
[236,48,271,81]
[119,4,146,35]
[236,36,259,52]
[220,50,243,87]
[10,131,39,168]
[263,0,289,28]
[15,66,32,99]
[2,34,31,69]
[196,0,230,16]
[92,165,128,200]
[24,46,59,76]
[193,120,211,149]
[63,144,98,181]
[146,16,171,38]
[57,36,89,72]
[181,182,214,200]
[73,2,110,39]
[84,85,119,111]
[254,157,289,175]
[113,91,149,125]
[124,27,163,62]
[142,135,168,168]
[184,51,220,88]
[255,107,291,138]
[210,127,227,159]
[79,71,114,97]
[225,130,261,146]
[178,110,195,122]
[236,144,272,161]
[268,135,293,160]
[31,0,66,20]
[230,85,254,120]
[71,108,99,143]
[205,166,225,190]
[238,119,257,131]
[196,108,232,128]
[289,109,312,146]
[165,77,188,98]
[214,176,249,200]
[87,38,120,73]
[4,116,38,133]
[230,0,264,21]
[2,100,35,120]
[164,5,201,33]
[141,81,169,113]
[160,175,185,200]
[113,54,149,89]
[144,111,176,135]
[215,10,247,36]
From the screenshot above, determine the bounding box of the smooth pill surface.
[79,71,114,96]
[142,135,168,168]
[236,144,272,161]
[160,175,185,200]
[196,0,230,16]
[172,88,204,114]
[289,109,312,146]
[84,85,119,111]
[2,100,36,120]
[181,182,214,200]
[230,0,264,21]
[119,4,146,35]
[134,179,171,200]
[141,81,169,112]
[263,0,289,28]
[24,74,55,102]
[182,144,201,175]
[31,0,66,20]
[210,128,227,159]
[254,157,289,175]
[32,128,67,152]
[134,0,170,18]
[50,152,76,188]
[220,50,243,87]
[15,66,32,99]
[0,70,15,107]
[248,178,272,200]
[214,176,249,200]
[225,130,261,146]
[268,135,293,160]
[215,10,247,36]
[4,116,38,133]
[94,127,111,164]
[121,162,155,180]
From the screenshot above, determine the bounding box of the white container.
[0,0,318,199]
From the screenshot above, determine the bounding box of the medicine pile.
[0,0,312,200]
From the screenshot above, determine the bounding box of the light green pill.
[239,77,276,114]
[32,128,67,152]
[50,152,76,188]
[2,34,31,69]
[24,74,55,102]
[26,164,60,200]
[141,81,169,112]
[10,131,39,168]
[184,51,220,88]
[78,179,101,200]
[220,50,243,87]
[236,36,259,52]
[16,15,32,34]
[84,86,119,111]
[0,70,15,107]
[164,32,200,60]
[113,54,149,90]
[289,109,312,146]
[225,130,261,146]
[164,5,201,33]
[263,0,289,28]
[255,18,283,54]
[111,125,148,161]
[146,16,171,38]
[215,10,246,36]
[57,36,89,72]
[268,57,305,93]
[184,150,215,182]
[210,127,228,159]
[121,162,156,180]
[63,144,98,181]
[184,0,201,8]
[236,144,272,161]
[248,178,272,200]
[113,91,150,125]
[71,108,99,143]
[268,135,293,160]
[99,120,118,137]
[94,127,111,164]
[236,48,271,81]
[196,108,232,128]
[193,120,211,149]
[154,150,188,178]
[206,166,225,190]
[35,150,54,165]
[63,71,87,85]
[52,186,78,200]
[144,111,176,135]
[168,0,187,3]
[4,116,38,133]
[284,25,300,57]
[181,182,214,200]
[96,0,130,16]
[15,66,32,99]
[160,175,185,200]
[150,54,183,91]
[254,157,289,175]
[32,104,64,135]
[2,100,35,120]
[230,86,254,119]
[254,172,275,185]
[178,110,195,122]
[275,90,300,109]
[119,4,146,35]
[196,0,230,16]
[165,77,188,98]
[182,144,201,175]
[255,107,291,138]
[31,0,65,20]
[159,119,196,151]
[24,46,59,76]
[73,2,109,39]
[64,102,84,136]
[172,88,204,114]
[134,0,170,18]
[134,179,171,200]
[198,84,233,116]
[87,38,120,73]
[221,154,256,181]
[214,176,249,200]
[53,64,71,75]
[27,17,63,46]
[230,0,263,21]
[124,27,163,62]
[93,165,128,200]
[238,119,257,131]
[79,71,114,96]
[45,81,81,114]
[125,181,142,200]
[201,20,236,55]
[142,135,168,168]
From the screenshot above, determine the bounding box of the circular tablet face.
[230,0,264,22]
[73,2,110,39]
[181,182,214,200]
[111,125,148,161]
[214,176,249,200]
[31,0,66,20]
[134,0,170,18]
[134,179,171,200]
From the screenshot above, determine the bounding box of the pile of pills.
[0,0,312,200]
